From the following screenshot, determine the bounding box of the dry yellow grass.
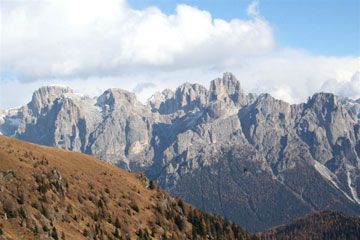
[0,136,252,240]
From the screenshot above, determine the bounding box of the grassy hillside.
[0,136,254,240]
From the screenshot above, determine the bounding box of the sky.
[0,0,359,108]
[129,0,360,56]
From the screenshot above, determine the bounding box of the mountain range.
[1,72,359,232]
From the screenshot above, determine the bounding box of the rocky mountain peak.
[174,82,208,110]
[253,93,291,113]
[304,92,352,119]
[307,92,337,107]
[149,72,249,115]
[97,88,140,113]
[161,88,175,99]
[341,98,360,120]
[176,82,207,95]
[148,89,175,113]
[209,72,247,106]
[303,92,345,124]
[29,85,73,115]
[149,83,208,114]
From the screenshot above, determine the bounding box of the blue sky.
[129,0,360,56]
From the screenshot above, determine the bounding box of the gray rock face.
[209,72,248,107]
[89,88,155,170]
[28,86,74,116]
[149,83,208,114]
[1,73,359,232]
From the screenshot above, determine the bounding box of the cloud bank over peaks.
[321,71,360,100]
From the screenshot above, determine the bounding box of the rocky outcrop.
[28,85,73,116]
[149,83,208,115]
[88,89,155,170]
[1,73,359,232]
[209,72,248,107]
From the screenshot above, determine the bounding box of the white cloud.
[226,50,359,103]
[133,82,157,94]
[321,71,360,100]
[0,0,359,108]
[0,0,274,80]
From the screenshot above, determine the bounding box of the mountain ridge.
[1,72,359,232]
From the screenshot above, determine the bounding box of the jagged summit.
[97,88,141,112]
[149,82,209,114]
[29,85,73,115]
[209,72,247,106]
[307,92,338,106]
[34,85,72,92]
[147,88,175,113]
[31,85,73,103]
[148,72,249,114]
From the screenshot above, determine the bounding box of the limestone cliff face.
[209,72,248,106]
[1,73,359,232]
[149,83,208,115]
[28,86,74,116]
[88,88,155,170]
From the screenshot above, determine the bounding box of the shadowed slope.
[259,211,360,240]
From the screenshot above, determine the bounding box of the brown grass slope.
[258,211,360,240]
[0,136,254,240]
